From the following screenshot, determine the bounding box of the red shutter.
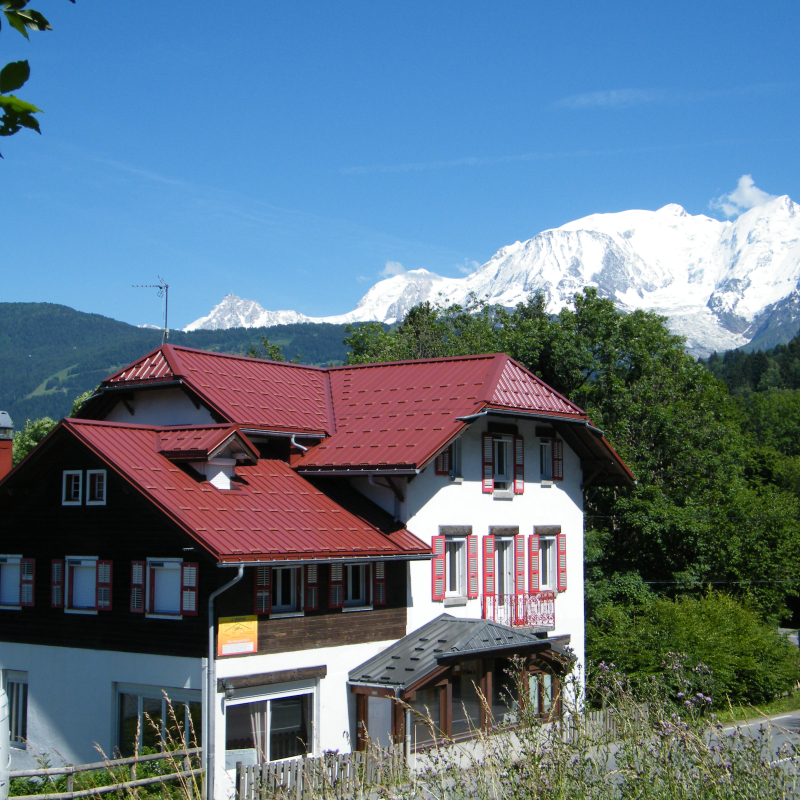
[130,561,145,613]
[557,533,567,591]
[514,535,526,595]
[528,535,540,594]
[553,439,564,481]
[305,564,318,611]
[513,435,525,494]
[254,566,271,615]
[97,560,113,611]
[180,562,199,616]
[434,447,451,476]
[20,558,35,607]
[467,535,479,598]
[431,536,445,601]
[51,560,65,608]
[483,535,495,596]
[373,562,386,606]
[482,434,494,493]
[329,564,344,608]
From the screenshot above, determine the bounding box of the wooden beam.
[217,665,326,692]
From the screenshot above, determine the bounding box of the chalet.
[0,345,631,797]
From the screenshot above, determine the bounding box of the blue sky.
[3,1,800,328]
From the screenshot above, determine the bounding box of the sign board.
[218,615,258,656]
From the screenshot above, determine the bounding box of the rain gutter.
[216,553,432,569]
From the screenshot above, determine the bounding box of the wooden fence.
[235,749,405,800]
[8,747,202,800]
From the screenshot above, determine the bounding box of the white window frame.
[65,556,99,615]
[4,670,28,749]
[86,470,107,505]
[540,441,553,482]
[445,538,466,597]
[62,471,83,506]
[344,564,371,609]
[225,680,317,764]
[271,567,299,614]
[539,537,557,590]
[146,558,183,620]
[493,436,513,492]
[0,556,22,610]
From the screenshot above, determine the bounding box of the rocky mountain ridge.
[185,196,800,356]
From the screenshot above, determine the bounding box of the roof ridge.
[167,345,328,371]
[327,353,501,371]
[63,418,237,432]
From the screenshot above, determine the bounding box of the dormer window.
[62,471,82,505]
[203,458,236,490]
[87,470,107,505]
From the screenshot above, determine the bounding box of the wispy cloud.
[709,175,778,217]
[341,136,796,176]
[556,82,786,110]
[457,258,480,275]
[380,260,406,278]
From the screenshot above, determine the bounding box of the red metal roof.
[155,425,259,463]
[63,419,429,563]
[103,345,334,436]
[488,358,583,417]
[297,354,588,471]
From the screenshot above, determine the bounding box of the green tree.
[12,415,55,465]
[1,0,74,156]
[247,335,301,363]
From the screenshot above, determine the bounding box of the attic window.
[62,471,82,506]
[87,470,107,505]
[191,458,236,490]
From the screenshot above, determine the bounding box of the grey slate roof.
[349,614,556,690]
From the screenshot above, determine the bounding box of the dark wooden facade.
[0,430,411,661]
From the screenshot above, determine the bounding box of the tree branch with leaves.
[1,0,74,156]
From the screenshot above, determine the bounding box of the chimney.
[0,412,13,480]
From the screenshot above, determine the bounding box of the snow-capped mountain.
[184,196,800,356]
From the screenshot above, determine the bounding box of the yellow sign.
[218,615,258,656]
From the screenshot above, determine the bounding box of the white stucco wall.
[0,643,202,769]
[354,416,586,673]
[104,388,216,427]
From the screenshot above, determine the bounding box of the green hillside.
[0,303,355,427]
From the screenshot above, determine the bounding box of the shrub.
[587,590,800,704]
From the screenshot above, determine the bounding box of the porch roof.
[348,614,559,691]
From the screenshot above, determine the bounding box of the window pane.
[226,701,268,760]
[72,564,96,609]
[540,443,552,479]
[118,693,140,757]
[89,472,105,503]
[542,674,554,714]
[8,681,27,745]
[153,568,181,615]
[451,660,481,737]
[410,687,440,747]
[270,695,311,760]
[529,675,541,716]
[446,541,462,594]
[492,660,519,727]
[0,563,20,606]
[350,565,362,602]
[141,696,163,751]
[188,702,203,747]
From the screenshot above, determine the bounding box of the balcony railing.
[482,591,556,629]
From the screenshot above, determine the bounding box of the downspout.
[206,565,244,800]
[290,435,308,452]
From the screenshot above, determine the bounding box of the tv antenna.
[133,276,169,345]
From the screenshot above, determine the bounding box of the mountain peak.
[185,195,800,356]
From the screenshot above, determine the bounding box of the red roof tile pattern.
[108,348,175,384]
[64,419,429,563]
[103,346,334,436]
[488,359,584,417]
[297,354,588,471]
[155,425,258,463]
